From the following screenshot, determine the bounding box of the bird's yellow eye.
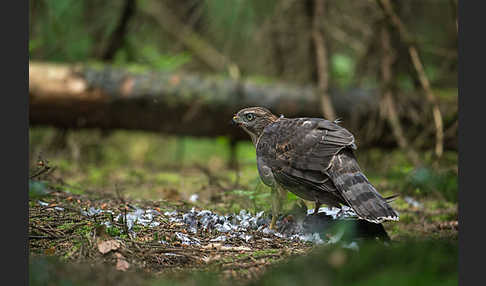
[245,113,255,121]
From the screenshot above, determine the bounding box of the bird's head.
[232,107,279,145]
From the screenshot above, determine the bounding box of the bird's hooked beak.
[231,114,241,126]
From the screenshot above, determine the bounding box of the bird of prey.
[232,107,399,230]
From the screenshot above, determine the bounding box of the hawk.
[232,107,399,230]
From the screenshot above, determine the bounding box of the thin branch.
[450,0,458,34]
[140,0,240,79]
[408,47,444,157]
[325,21,366,54]
[380,24,421,166]
[102,0,136,61]
[379,0,444,158]
[311,0,336,121]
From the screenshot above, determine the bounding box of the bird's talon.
[269,216,277,230]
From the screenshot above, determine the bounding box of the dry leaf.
[115,253,130,271]
[97,239,120,254]
[116,259,130,271]
[170,75,181,85]
[201,254,221,263]
[44,247,55,255]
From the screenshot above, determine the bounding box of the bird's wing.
[257,118,355,186]
[257,118,398,223]
[258,118,398,223]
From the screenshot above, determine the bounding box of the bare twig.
[29,235,54,240]
[379,0,444,158]
[408,47,444,158]
[140,0,240,78]
[30,225,61,238]
[380,24,421,166]
[102,0,136,61]
[325,22,366,54]
[114,183,126,205]
[30,154,53,179]
[29,166,53,179]
[312,0,336,121]
[122,207,129,235]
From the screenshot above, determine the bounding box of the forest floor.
[29,189,314,284]
[28,128,458,285]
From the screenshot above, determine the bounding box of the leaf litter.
[29,190,393,281]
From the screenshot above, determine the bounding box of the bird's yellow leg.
[270,186,286,230]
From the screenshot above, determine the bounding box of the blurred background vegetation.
[29,0,458,285]
[29,0,457,86]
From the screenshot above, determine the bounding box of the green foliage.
[358,148,458,203]
[229,183,272,212]
[74,225,94,237]
[203,0,261,48]
[29,180,51,199]
[29,255,151,286]
[114,44,192,72]
[29,240,457,286]
[31,0,95,62]
[29,127,458,211]
[251,240,457,286]
[106,226,122,237]
[404,167,457,202]
[29,0,457,92]
[397,74,415,91]
[331,53,355,87]
[150,272,223,286]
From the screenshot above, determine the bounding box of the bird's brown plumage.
[233,107,399,225]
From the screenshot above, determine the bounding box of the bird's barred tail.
[329,149,399,223]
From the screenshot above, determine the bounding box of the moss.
[155,172,181,185]
[252,249,280,258]
[56,222,75,230]
[106,226,122,237]
[236,253,250,260]
[28,127,457,243]
[61,243,80,260]
[74,224,95,237]
[132,225,144,233]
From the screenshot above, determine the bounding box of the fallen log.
[29,61,457,150]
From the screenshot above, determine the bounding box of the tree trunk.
[28,61,457,150]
